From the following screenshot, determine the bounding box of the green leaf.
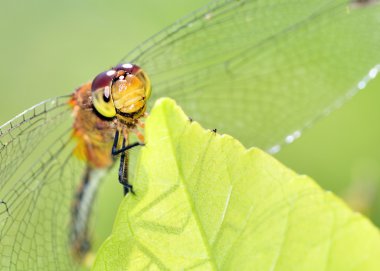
[92,98,380,271]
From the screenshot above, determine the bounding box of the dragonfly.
[0,0,379,270]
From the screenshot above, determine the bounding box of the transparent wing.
[0,97,86,270]
[121,0,380,152]
[0,97,70,183]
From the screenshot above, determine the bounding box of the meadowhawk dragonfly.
[0,0,379,270]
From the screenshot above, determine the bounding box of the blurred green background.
[1,0,379,252]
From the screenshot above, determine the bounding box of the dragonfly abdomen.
[68,82,117,263]
[69,166,106,263]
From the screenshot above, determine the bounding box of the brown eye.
[91,70,116,92]
[91,70,117,118]
[114,63,141,74]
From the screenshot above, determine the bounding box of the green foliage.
[93,98,380,271]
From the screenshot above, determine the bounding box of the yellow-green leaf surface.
[93,98,380,271]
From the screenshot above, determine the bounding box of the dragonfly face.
[91,63,151,124]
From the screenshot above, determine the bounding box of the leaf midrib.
[163,108,218,271]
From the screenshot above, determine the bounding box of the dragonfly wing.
[0,96,71,183]
[121,0,380,151]
[0,96,86,270]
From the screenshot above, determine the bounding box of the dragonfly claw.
[123,184,135,195]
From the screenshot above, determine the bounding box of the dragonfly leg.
[111,130,141,195]
[118,137,135,195]
[111,130,144,155]
[131,127,145,143]
[136,119,145,129]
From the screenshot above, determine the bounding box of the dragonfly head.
[91,63,151,120]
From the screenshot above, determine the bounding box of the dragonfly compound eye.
[110,64,151,118]
[114,63,141,74]
[91,70,117,118]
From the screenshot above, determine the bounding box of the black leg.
[112,130,144,195]
[113,142,143,155]
[112,130,144,156]
[118,137,135,195]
